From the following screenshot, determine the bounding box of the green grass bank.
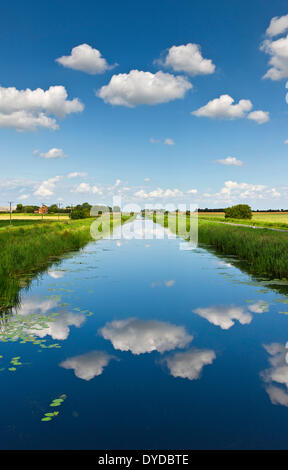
[150,213,288,279]
[197,219,288,279]
[0,214,133,308]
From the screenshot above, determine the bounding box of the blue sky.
[1,0,288,209]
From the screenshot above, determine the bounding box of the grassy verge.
[197,220,288,279]
[150,213,288,279]
[0,219,93,279]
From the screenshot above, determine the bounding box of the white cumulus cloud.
[261,15,288,80]
[266,14,288,37]
[97,70,192,107]
[73,182,103,194]
[192,94,252,119]
[0,85,83,131]
[247,110,270,124]
[192,94,269,124]
[56,43,116,74]
[34,175,62,198]
[213,180,280,202]
[158,43,215,76]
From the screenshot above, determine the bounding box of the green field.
[198,212,288,230]
[0,219,65,230]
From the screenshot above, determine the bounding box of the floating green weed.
[41,395,67,422]
[0,354,25,372]
[0,312,63,349]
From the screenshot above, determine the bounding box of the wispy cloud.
[216,156,244,166]
[34,148,67,159]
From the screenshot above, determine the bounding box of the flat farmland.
[198,212,288,229]
[0,213,70,220]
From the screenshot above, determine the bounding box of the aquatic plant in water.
[0,311,62,348]
[41,394,67,422]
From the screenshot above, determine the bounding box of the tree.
[22,205,39,213]
[71,208,89,219]
[225,204,252,219]
[15,204,23,213]
[71,203,92,219]
[81,202,92,211]
[48,204,59,213]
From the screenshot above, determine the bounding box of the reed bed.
[0,214,133,307]
[0,219,93,281]
[197,220,288,279]
[153,213,288,279]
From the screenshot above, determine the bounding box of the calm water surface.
[1,218,288,449]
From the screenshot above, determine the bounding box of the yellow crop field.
[0,213,70,220]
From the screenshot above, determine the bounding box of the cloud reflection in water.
[99,318,193,354]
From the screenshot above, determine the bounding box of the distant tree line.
[14,204,70,214]
[13,203,122,219]
[142,207,288,213]
[71,203,121,219]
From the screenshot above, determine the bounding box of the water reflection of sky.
[99,318,193,354]
[1,219,288,449]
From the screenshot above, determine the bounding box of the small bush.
[225,204,252,220]
[71,208,90,219]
